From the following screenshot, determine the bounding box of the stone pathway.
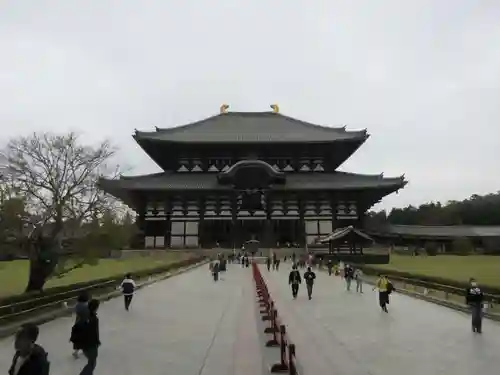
[260,263,500,375]
[0,265,266,375]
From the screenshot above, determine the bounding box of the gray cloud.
[1,0,499,210]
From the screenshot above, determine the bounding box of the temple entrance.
[237,219,265,243]
[273,219,302,247]
[199,219,232,248]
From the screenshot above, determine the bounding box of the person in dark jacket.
[212,261,220,281]
[288,264,302,299]
[466,278,484,333]
[119,273,136,311]
[266,256,271,271]
[344,264,354,291]
[303,267,316,300]
[79,299,100,375]
[326,259,333,276]
[9,323,50,375]
[71,291,90,358]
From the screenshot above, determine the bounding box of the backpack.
[387,282,395,294]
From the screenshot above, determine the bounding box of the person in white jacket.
[119,273,136,311]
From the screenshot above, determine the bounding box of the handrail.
[0,257,207,322]
[0,280,116,316]
[252,262,300,375]
[382,275,499,302]
[331,265,500,302]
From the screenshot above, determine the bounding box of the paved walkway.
[0,265,266,375]
[260,263,500,375]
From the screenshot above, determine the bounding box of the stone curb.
[0,260,208,339]
[318,267,500,323]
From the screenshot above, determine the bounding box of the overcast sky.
[1,0,499,211]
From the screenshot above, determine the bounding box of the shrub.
[425,242,439,256]
[452,237,475,255]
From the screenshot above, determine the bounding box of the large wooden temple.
[99,105,407,249]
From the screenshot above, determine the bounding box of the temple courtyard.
[1,262,499,375]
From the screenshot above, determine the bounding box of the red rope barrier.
[252,263,300,375]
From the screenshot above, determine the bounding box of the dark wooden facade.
[99,108,407,249]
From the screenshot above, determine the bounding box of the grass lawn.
[373,255,500,288]
[0,252,192,298]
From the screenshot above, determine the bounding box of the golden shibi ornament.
[220,104,229,114]
[270,104,279,113]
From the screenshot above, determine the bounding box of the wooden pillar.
[199,195,205,248]
[135,211,146,249]
[231,191,238,250]
[298,196,305,247]
[264,191,273,248]
[163,199,170,249]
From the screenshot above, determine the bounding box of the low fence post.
[270,324,289,373]
[288,343,297,375]
[266,309,279,347]
[262,300,273,321]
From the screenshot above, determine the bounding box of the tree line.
[0,132,134,292]
[367,192,500,227]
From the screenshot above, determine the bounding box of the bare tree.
[3,132,121,291]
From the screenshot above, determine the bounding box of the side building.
[99,106,407,249]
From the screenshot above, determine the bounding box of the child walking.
[119,273,136,311]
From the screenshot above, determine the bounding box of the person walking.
[119,273,136,311]
[326,259,333,276]
[9,323,50,375]
[304,266,316,300]
[373,274,393,312]
[354,268,364,293]
[466,278,484,333]
[288,264,302,299]
[71,292,90,358]
[212,261,220,281]
[339,260,345,280]
[344,264,354,291]
[275,258,280,271]
[79,299,100,375]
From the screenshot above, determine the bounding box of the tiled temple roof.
[134,112,368,143]
[99,171,406,192]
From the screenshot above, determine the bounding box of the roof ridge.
[145,111,367,135]
[334,171,406,180]
[120,172,170,180]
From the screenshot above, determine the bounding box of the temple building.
[99,105,407,249]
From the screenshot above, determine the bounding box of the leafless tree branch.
[3,132,122,236]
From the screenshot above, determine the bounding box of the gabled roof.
[99,171,406,192]
[319,226,374,243]
[372,225,500,238]
[134,112,368,143]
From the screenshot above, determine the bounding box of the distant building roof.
[99,171,406,192]
[133,112,368,143]
[319,226,374,243]
[371,225,500,238]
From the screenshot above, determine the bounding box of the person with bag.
[9,323,50,375]
[119,273,136,311]
[79,299,101,375]
[344,264,354,291]
[373,274,393,312]
[354,268,364,293]
[303,266,316,300]
[70,292,90,358]
[466,278,484,333]
[288,264,302,299]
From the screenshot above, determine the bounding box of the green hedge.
[317,254,390,264]
[0,256,205,315]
